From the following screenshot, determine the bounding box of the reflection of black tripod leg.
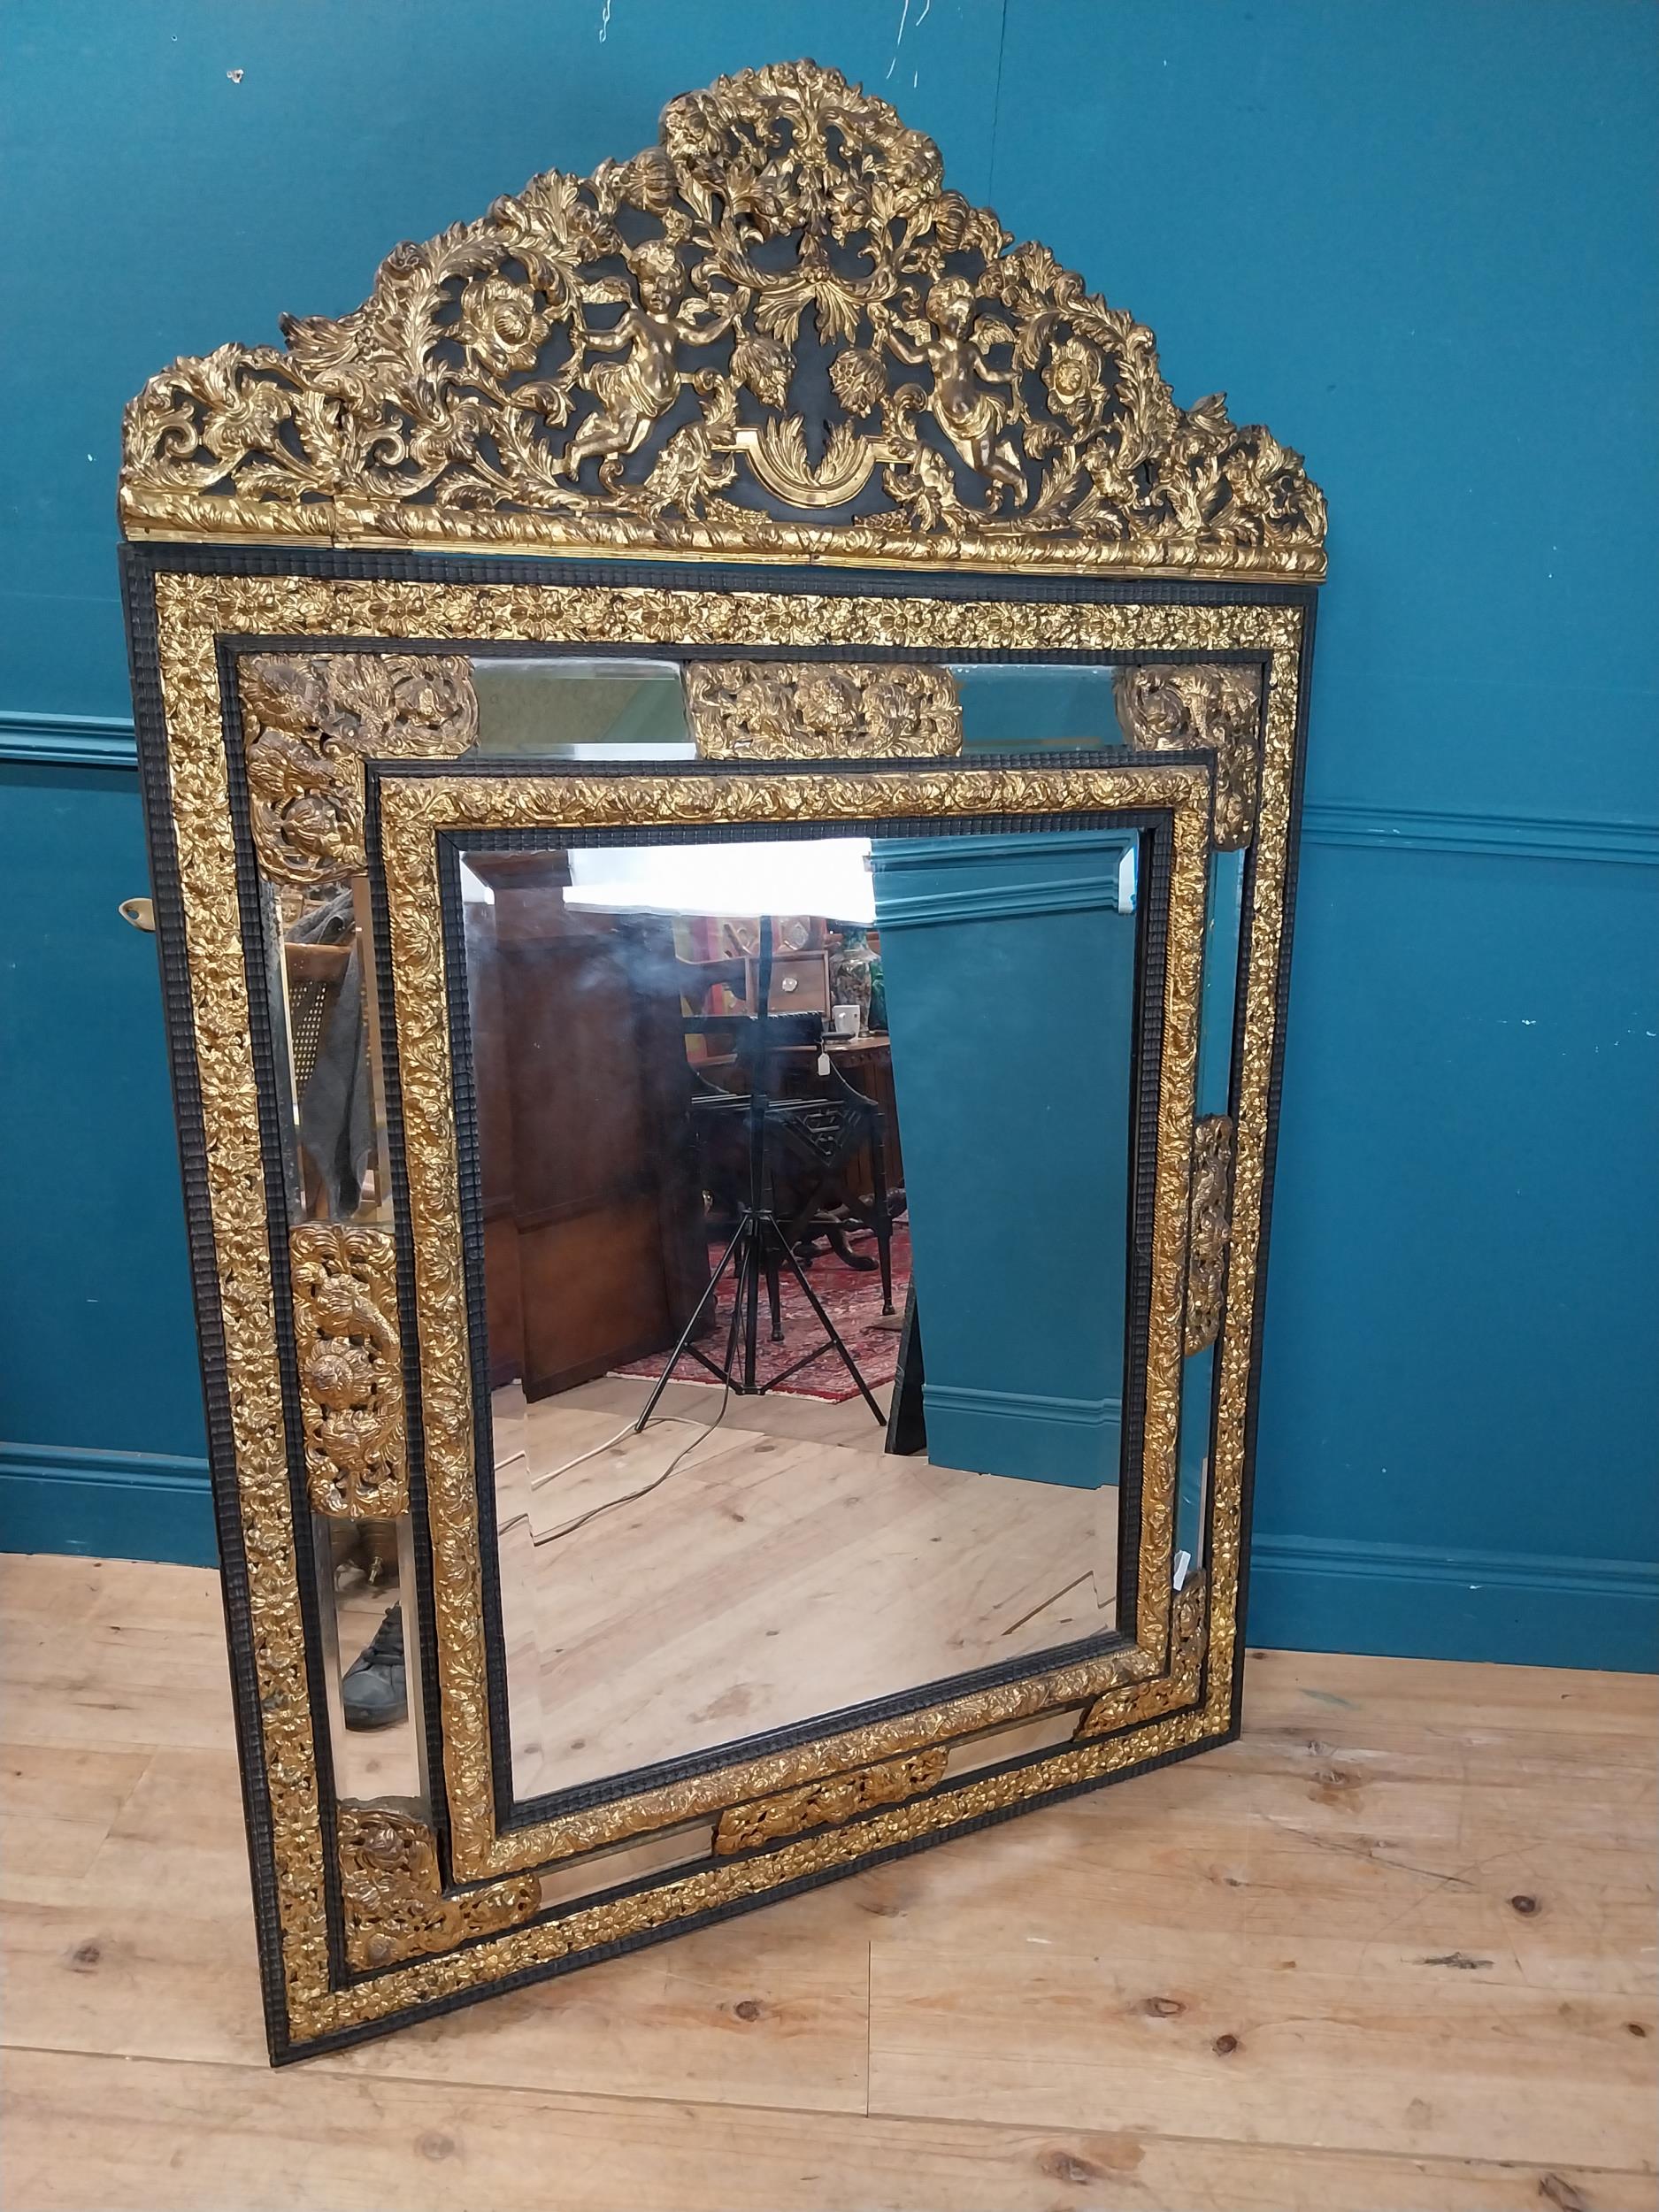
[718,1235,752,1392]
[772,1221,885,1424]
[741,1225,763,1390]
[764,1245,783,1343]
[634,1221,745,1432]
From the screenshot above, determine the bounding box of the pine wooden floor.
[1,1551,1654,2212]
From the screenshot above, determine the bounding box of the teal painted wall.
[3,1,1655,1663]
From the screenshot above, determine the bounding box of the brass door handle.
[119,896,156,932]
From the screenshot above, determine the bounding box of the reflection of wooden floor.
[494,1376,1119,1803]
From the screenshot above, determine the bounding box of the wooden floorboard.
[1,1553,1654,2210]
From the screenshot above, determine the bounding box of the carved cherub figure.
[561,239,737,483]
[887,276,1026,510]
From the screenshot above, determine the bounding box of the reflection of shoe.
[342,1603,406,1731]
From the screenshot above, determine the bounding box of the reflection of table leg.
[871,1140,895,1316]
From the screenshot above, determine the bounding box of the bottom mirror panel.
[456,825,1148,1810]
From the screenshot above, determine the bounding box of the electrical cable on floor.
[496,1378,734,1549]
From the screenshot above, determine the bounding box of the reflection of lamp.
[561,837,874,926]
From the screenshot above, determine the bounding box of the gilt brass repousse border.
[337,1802,541,1973]
[378,752,1209,1881]
[241,654,477,887]
[686,660,963,758]
[290,1225,408,1520]
[148,569,1301,2042]
[1184,1117,1234,1356]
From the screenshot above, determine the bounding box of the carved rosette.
[1184,1117,1233,1356]
[337,1802,541,1972]
[240,653,477,886]
[291,1225,407,1519]
[715,1747,949,1855]
[1075,1571,1208,1740]
[1113,666,1261,849]
[686,661,962,759]
[121,63,1325,580]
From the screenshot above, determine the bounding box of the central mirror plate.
[456,820,1142,1807]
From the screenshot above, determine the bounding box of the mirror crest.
[119,60,1325,580]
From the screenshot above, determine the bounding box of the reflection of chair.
[630,1014,888,1427]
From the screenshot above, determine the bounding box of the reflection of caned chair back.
[287,972,338,1100]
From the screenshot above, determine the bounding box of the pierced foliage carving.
[337,1802,541,1972]
[240,654,477,886]
[122,62,1325,578]
[291,1225,407,1519]
[686,660,961,758]
[1184,1117,1234,1355]
[714,1748,949,1855]
[1113,665,1261,849]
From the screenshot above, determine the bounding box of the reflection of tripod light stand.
[634,921,885,1432]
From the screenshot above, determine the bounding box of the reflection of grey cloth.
[290,888,373,1217]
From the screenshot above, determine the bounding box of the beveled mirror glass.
[119,61,1321,2059]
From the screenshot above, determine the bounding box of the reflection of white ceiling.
[563,839,876,926]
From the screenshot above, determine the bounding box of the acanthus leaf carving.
[240,653,477,887]
[290,1224,407,1520]
[122,62,1325,580]
[337,1801,541,1973]
[685,660,962,758]
[1113,665,1262,850]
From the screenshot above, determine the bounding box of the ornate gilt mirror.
[119,61,1324,2062]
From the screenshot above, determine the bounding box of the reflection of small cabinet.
[464,853,708,1399]
[748,949,831,1017]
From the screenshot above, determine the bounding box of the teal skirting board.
[1248,1536,1659,1675]
[0,1445,217,1569]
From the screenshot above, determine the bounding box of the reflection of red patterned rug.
[617,1225,911,1402]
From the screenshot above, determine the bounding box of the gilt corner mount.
[118,58,1325,580]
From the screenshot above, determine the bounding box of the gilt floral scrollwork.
[1113,666,1262,850]
[290,1225,407,1519]
[240,654,477,887]
[336,1802,541,1972]
[1184,1118,1234,1356]
[685,660,962,758]
[121,62,1325,578]
[141,565,1303,2048]
[714,1748,949,1855]
[1075,1571,1208,1740]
